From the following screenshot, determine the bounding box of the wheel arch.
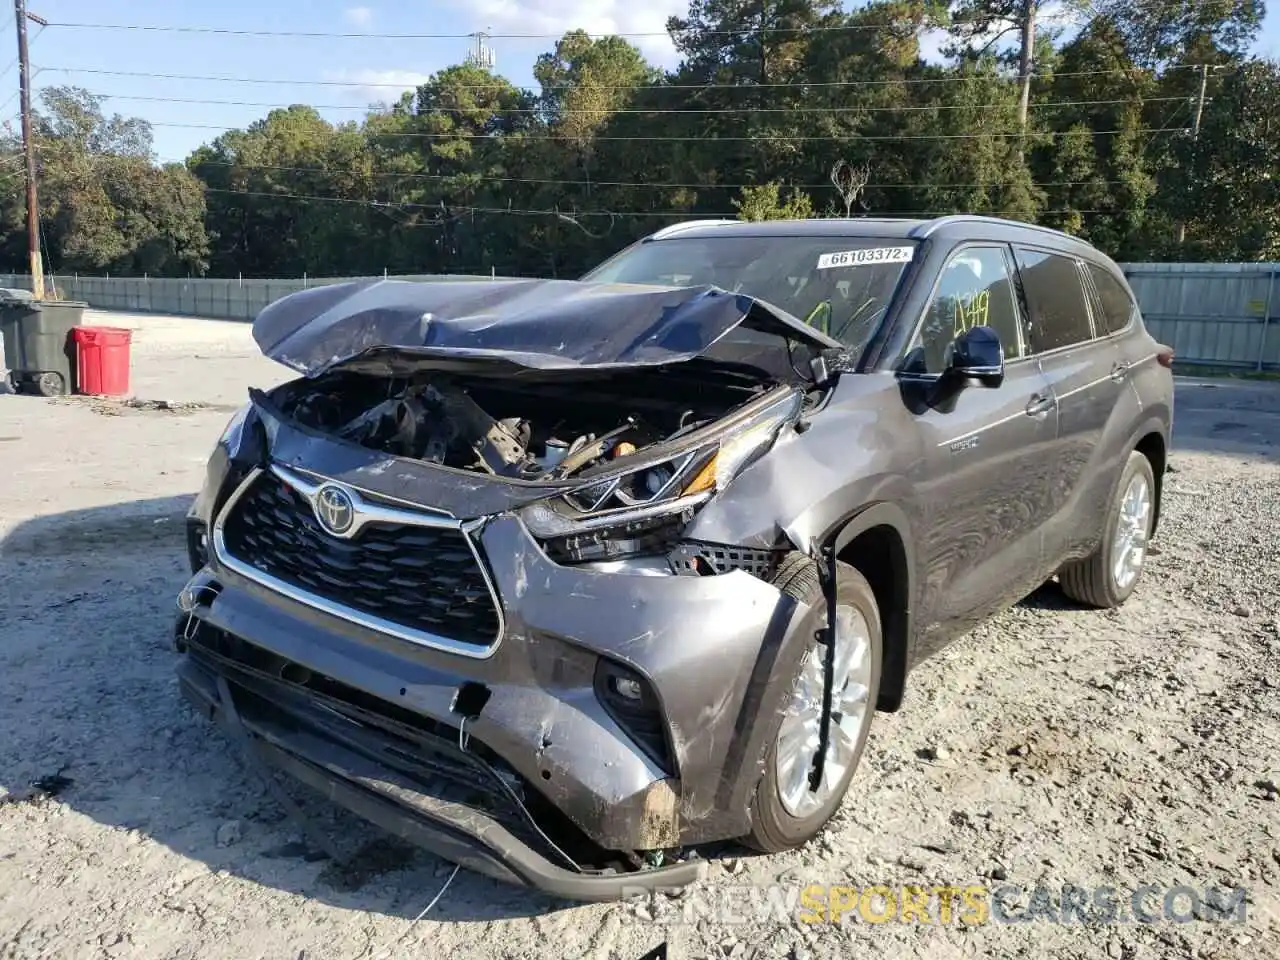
[828,502,916,713]
[1132,428,1167,537]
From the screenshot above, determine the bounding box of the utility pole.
[1176,63,1210,247]
[1016,0,1036,132]
[14,0,44,299]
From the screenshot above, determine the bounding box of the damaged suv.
[175,215,1174,900]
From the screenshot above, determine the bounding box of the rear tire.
[745,557,882,853]
[1059,450,1156,608]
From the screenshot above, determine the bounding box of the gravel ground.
[1,313,1277,960]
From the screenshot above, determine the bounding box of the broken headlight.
[521,389,802,562]
[218,402,251,451]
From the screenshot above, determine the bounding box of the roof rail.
[908,214,1078,242]
[645,218,738,241]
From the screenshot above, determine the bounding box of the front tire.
[746,557,882,853]
[1059,450,1156,608]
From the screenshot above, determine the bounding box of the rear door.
[1012,246,1126,563]
[902,243,1059,652]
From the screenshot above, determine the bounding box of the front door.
[901,244,1059,656]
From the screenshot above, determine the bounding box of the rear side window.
[1013,247,1095,352]
[1087,264,1136,335]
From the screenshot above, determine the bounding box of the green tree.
[190,105,375,276]
[733,182,815,220]
[1070,0,1265,68]
[1156,58,1280,260]
[0,86,209,275]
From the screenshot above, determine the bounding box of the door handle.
[1025,394,1056,418]
[1110,361,1130,382]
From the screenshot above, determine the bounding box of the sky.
[3,0,1279,162]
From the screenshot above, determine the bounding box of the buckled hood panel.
[251,278,839,378]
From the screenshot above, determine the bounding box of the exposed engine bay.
[270,366,776,481]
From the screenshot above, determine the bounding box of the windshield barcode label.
[817,247,915,270]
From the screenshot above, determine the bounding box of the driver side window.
[903,246,1025,375]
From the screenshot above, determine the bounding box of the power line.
[0,16,41,89]
[146,121,1193,142]
[40,63,1207,93]
[95,92,1193,115]
[32,19,1041,40]
[198,185,1119,221]
[176,157,1202,192]
[44,2,1222,43]
[35,0,1212,40]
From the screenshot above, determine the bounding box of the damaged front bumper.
[176,453,819,899]
[175,645,710,900]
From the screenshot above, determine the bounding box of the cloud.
[325,68,435,103]
[448,0,688,66]
[918,27,951,65]
[344,6,374,27]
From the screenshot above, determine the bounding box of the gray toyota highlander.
[174,215,1175,900]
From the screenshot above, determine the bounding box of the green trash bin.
[0,290,88,396]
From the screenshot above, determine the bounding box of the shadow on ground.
[0,497,605,923]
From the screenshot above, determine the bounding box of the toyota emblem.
[313,484,356,537]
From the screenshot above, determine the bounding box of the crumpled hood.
[252,277,839,378]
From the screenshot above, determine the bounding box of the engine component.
[539,438,570,471]
[430,386,535,477]
[272,364,772,481]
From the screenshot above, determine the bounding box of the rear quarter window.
[1013,247,1095,352]
[1087,263,1137,335]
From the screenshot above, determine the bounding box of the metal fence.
[1121,263,1277,372]
[2,262,1277,371]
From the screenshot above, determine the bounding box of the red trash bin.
[72,326,133,396]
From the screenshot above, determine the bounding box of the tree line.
[0,0,1275,280]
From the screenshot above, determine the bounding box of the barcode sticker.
[816,246,915,270]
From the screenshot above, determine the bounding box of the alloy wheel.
[774,603,873,819]
[1112,471,1152,592]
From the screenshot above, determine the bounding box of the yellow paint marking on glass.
[952,289,990,337]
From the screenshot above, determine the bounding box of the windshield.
[582,234,917,353]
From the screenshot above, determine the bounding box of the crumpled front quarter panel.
[685,375,925,552]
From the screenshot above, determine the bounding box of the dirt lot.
[1,311,1278,960]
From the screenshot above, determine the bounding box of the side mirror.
[947,325,1005,388]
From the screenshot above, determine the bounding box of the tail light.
[1156,345,1175,369]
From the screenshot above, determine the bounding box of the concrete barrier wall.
[3,262,1277,370]
[0,273,501,322]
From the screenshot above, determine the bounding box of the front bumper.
[176,649,709,900]
[178,453,819,895]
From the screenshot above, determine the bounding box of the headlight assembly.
[521,388,801,556]
[219,403,251,451]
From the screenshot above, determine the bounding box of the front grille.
[220,472,500,647]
